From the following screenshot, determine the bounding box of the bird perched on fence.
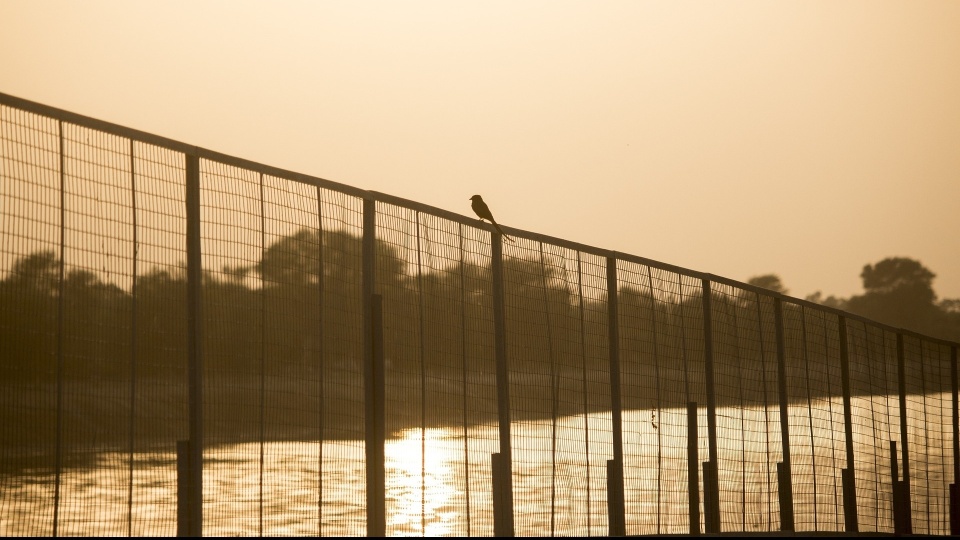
[469,195,514,242]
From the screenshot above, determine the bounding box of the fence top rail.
[2,91,957,349]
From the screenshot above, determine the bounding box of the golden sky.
[2,0,959,300]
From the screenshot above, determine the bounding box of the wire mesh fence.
[1,92,959,536]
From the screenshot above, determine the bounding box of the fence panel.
[1,93,958,537]
[780,302,847,531]
[617,262,708,535]
[846,320,899,532]
[903,336,953,534]
[199,160,264,536]
[314,188,367,536]
[128,141,189,536]
[1,106,63,536]
[709,283,784,532]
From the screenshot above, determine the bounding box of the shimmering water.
[1,393,952,536]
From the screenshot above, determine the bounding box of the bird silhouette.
[470,195,514,242]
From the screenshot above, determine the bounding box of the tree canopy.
[805,256,959,341]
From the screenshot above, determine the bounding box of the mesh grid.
[312,187,367,537]
[501,238,615,536]
[709,282,783,532]
[846,320,898,533]
[903,336,953,535]
[199,160,263,536]
[1,96,958,536]
[617,262,709,535]
[57,123,135,537]
[780,303,848,531]
[128,141,189,537]
[374,204,504,536]
[0,106,61,536]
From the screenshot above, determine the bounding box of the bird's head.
[469,195,482,201]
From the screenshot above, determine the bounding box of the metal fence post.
[702,461,718,533]
[896,333,912,534]
[773,298,794,531]
[838,316,858,532]
[492,453,508,537]
[605,257,626,537]
[891,440,905,535]
[700,278,720,534]
[185,153,203,537]
[951,345,959,535]
[127,138,138,538]
[491,233,514,536]
[52,119,66,538]
[362,199,386,537]
[177,440,190,537]
[687,402,700,535]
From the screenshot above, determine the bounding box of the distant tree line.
[3,231,956,388]
[750,256,960,343]
[1,231,955,448]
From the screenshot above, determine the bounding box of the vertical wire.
[127,138,137,537]
[258,172,265,537]
[677,274,691,402]
[753,293,773,528]
[644,266,663,533]
[457,223,471,536]
[859,322,881,527]
[315,186,326,536]
[415,211,427,536]
[720,289,745,530]
[575,252,591,535]
[855,324,872,525]
[53,119,65,538]
[819,313,840,525]
[917,341,929,529]
[676,274,695,529]
[799,306,818,529]
[879,326,896,530]
[882,328,896,521]
[538,242,558,537]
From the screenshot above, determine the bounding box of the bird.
[469,195,514,242]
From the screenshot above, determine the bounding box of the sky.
[2,0,959,301]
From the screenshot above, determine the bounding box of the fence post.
[492,453,508,537]
[838,316,858,532]
[176,440,190,537]
[891,441,904,535]
[896,333,912,534]
[605,460,625,537]
[362,199,386,537]
[491,233,514,536]
[687,402,700,535]
[951,345,959,535]
[184,153,203,537]
[773,299,794,531]
[702,461,719,533]
[700,278,720,534]
[605,257,626,537]
[52,119,65,538]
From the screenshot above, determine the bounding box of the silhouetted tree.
[804,291,846,310]
[845,257,943,336]
[748,274,788,295]
[0,251,60,379]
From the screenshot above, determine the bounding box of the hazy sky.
[2,0,959,300]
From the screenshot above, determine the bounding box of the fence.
[1,91,958,536]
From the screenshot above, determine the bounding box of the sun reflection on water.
[386,428,458,536]
[1,395,951,536]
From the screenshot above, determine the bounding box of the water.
[1,393,952,536]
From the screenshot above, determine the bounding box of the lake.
[0,392,952,536]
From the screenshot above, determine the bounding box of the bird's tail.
[492,221,514,242]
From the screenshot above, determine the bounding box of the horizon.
[2,1,959,302]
